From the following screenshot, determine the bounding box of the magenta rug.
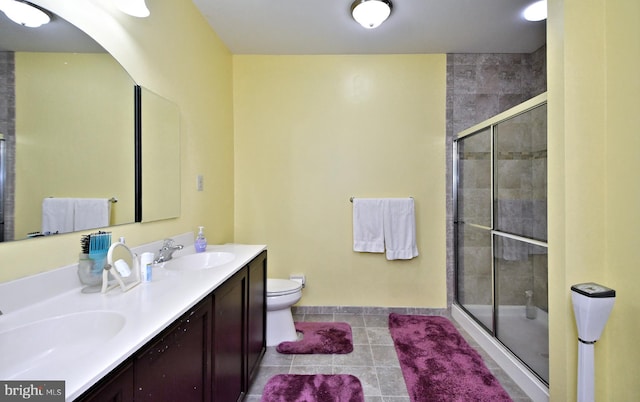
[389,313,512,402]
[276,322,353,354]
[261,374,364,402]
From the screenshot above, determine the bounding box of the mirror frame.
[135,85,142,223]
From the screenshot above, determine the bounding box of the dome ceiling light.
[351,0,392,29]
[523,0,547,22]
[0,0,50,28]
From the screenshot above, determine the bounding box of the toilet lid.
[267,278,302,296]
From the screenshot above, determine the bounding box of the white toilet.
[266,278,303,347]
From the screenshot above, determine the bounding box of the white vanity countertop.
[0,239,266,401]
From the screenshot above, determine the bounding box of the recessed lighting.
[523,0,547,22]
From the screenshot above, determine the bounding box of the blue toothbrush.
[88,232,111,274]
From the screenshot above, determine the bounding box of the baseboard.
[291,305,448,316]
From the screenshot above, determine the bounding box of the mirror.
[139,87,181,222]
[0,6,135,241]
[0,4,182,243]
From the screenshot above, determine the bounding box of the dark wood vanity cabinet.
[212,250,267,401]
[76,251,267,402]
[246,251,266,388]
[135,297,212,402]
[212,268,246,401]
[76,362,134,402]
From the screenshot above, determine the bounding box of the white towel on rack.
[42,198,75,234]
[74,198,111,231]
[352,198,385,253]
[383,198,419,260]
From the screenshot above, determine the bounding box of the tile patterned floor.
[245,310,533,402]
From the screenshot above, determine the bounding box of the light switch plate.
[196,174,204,191]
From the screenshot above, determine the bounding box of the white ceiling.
[192,0,547,55]
[0,10,105,53]
[0,0,546,54]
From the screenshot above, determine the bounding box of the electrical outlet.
[196,174,204,191]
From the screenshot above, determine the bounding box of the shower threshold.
[452,304,549,402]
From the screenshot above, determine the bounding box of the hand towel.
[383,198,419,260]
[352,198,385,253]
[42,198,75,234]
[74,198,111,231]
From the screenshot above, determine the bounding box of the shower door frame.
[453,92,548,384]
[0,134,4,242]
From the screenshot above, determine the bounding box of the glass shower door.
[454,96,548,385]
[455,128,493,331]
[493,103,548,383]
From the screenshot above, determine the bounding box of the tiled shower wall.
[494,103,548,309]
[445,46,547,307]
[0,51,15,242]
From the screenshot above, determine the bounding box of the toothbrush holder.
[77,253,106,292]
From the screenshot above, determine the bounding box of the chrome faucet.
[155,239,184,263]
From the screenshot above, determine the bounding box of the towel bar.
[47,196,118,203]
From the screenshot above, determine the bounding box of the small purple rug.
[276,322,353,354]
[261,374,364,402]
[389,313,512,402]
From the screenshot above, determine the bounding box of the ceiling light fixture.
[523,0,547,22]
[351,0,392,29]
[114,0,150,18]
[0,0,50,28]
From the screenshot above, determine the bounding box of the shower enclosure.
[453,94,548,385]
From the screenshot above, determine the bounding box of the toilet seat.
[267,278,302,297]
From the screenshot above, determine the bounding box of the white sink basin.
[0,311,125,378]
[162,251,236,270]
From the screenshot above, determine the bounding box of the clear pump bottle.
[195,226,207,253]
[525,290,537,320]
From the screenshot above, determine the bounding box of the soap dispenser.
[195,226,207,253]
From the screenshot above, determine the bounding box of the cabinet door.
[213,269,246,401]
[135,297,212,402]
[75,362,134,402]
[246,251,266,387]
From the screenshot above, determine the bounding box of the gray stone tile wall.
[0,51,15,242]
[446,46,547,307]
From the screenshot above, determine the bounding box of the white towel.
[42,198,75,234]
[74,198,111,231]
[352,198,385,253]
[383,198,419,260]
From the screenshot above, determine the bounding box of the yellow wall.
[0,0,234,282]
[548,0,640,400]
[233,55,447,307]
[15,52,134,238]
[603,1,640,399]
[2,0,638,399]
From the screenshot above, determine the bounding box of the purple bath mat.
[276,322,353,354]
[389,313,512,402]
[261,374,364,402]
